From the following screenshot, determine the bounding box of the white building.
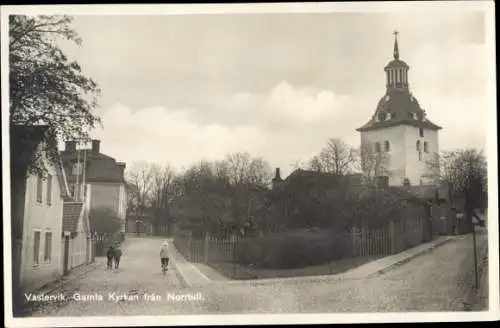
[356,32,442,187]
[61,140,127,233]
[11,126,70,292]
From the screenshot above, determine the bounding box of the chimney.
[116,162,126,178]
[91,139,101,153]
[65,141,77,152]
[273,167,282,182]
[272,167,283,189]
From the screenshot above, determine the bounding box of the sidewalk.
[363,235,455,278]
[167,238,229,287]
[30,236,133,296]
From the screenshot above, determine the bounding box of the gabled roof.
[60,149,126,184]
[282,169,363,188]
[63,202,84,232]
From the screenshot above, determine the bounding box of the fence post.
[231,234,237,279]
[351,226,357,257]
[389,220,395,254]
[204,233,209,264]
[188,233,192,262]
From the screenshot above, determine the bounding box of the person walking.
[114,242,122,269]
[106,244,115,270]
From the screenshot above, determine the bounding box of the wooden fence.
[173,233,243,264]
[350,215,426,257]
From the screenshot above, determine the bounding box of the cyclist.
[160,241,169,272]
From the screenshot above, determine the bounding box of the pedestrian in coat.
[114,244,122,269]
[106,245,115,270]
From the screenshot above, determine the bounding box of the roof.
[10,125,70,198]
[63,202,84,232]
[278,169,364,191]
[385,59,409,69]
[356,88,442,132]
[60,149,126,184]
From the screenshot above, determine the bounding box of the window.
[46,174,52,205]
[72,163,83,175]
[44,232,52,263]
[375,142,381,153]
[423,141,428,153]
[416,140,421,151]
[384,141,390,152]
[418,151,422,161]
[36,174,43,203]
[378,112,386,122]
[70,185,76,197]
[419,128,424,137]
[33,231,41,265]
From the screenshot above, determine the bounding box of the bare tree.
[309,138,356,175]
[353,139,391,186]
[127,161,155,230]
[425,149,487,212]
[247,157,273,187]
[225,152,252,186]
[150,163,177,235]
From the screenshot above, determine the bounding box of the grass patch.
[207,255,382,280]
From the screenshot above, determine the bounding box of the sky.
[57,10,490,178]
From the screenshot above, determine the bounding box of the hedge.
[234,229,350,269]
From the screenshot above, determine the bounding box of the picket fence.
[350,215,425,257]
[173,216,429,265]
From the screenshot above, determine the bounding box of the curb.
[369,237,454,277]
[169,258,192,288]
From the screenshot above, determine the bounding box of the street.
[29,231,487,316]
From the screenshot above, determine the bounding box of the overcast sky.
[57,10,489,177]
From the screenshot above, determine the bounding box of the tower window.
[419,128,424,137]
[423,141,428,153]
[378,112,387,122]
[416,140,421,151]
[375,142,381,153]
[384,141,390,152]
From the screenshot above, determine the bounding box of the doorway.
[63,236,70,275]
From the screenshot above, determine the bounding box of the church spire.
[384,31,409,90]
[393,30,399,60]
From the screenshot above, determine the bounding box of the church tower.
[356,32,442,186]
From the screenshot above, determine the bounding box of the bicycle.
[161,258,169,275]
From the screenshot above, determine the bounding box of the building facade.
[16,134,70,291]
[62,195,93,274]
[356,32,442,187]
[61,140,127,233]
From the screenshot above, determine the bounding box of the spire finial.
[393,30,399,60]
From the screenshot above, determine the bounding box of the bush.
[235,229,350,269]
